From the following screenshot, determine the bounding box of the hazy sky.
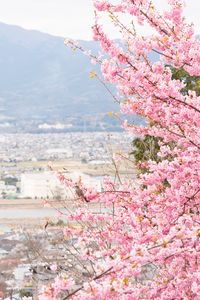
[0,0,199,40]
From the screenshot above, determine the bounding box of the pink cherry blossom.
[40,1,200,299]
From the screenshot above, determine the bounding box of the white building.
[20,172,102,199]
[20,172,66,199]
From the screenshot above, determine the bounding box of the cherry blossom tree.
[131,67,200,173]
[40,1,200,299]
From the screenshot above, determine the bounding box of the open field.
[48,158,137,176]
[0,198,48,208]
[0,158,136,176]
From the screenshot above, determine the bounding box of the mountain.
[0,22,147,132]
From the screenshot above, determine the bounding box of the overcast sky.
[0,0,199,40]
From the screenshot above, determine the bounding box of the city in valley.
[0,132,135,299]
[0,132,134,200]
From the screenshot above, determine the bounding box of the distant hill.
[0,22,149,132]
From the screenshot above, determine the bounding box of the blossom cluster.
[40,1,200,299]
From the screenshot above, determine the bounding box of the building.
[20,172,65,199]
[20,172,101,199]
